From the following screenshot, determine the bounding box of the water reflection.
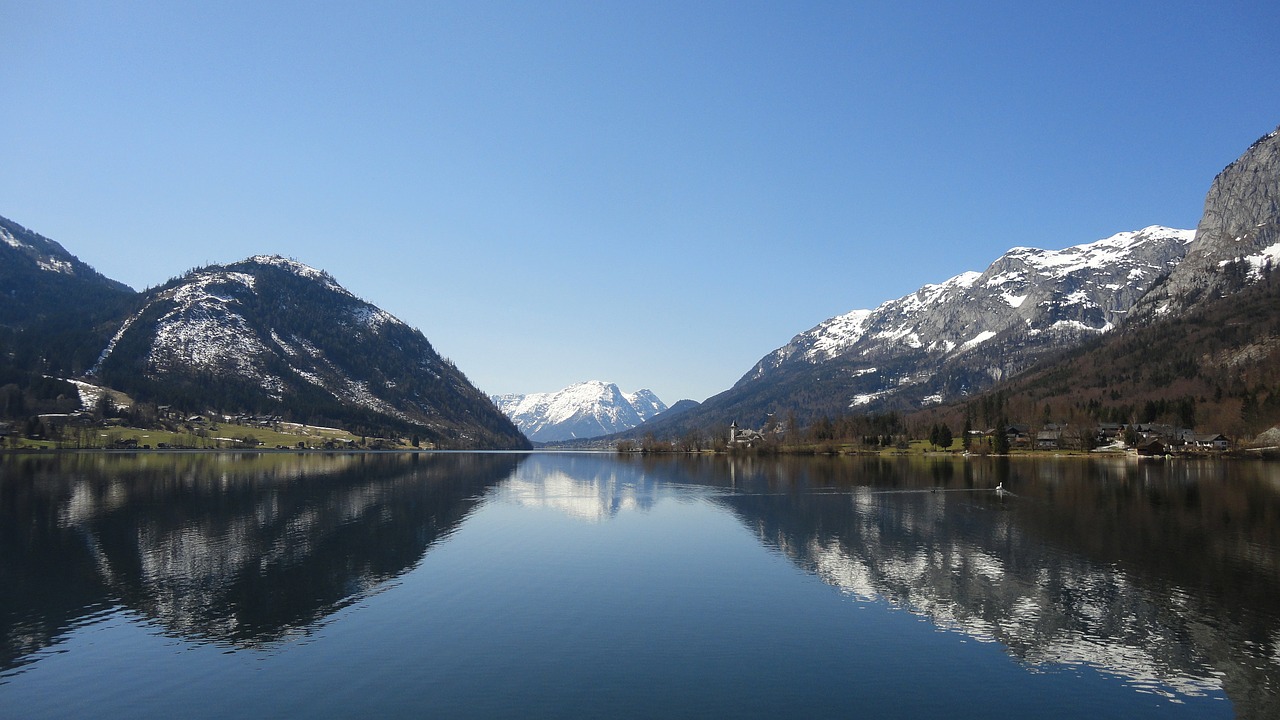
[4,452,1280,717]
[497,453,662,521]
[635,455,1280,717]
[1,452,522,672]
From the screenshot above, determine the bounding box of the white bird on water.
[995,482,1005,493]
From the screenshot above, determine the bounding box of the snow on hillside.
[89,257,479,431]
[1,224,75,274]
[248,255,347,294]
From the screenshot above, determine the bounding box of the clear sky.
[3,1,1279,404]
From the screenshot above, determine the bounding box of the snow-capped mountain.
[626,226,1195,437]
[492,381,668,442]
[984,124,1280,437]
[748,225,1194,397]
[92,255,527,449]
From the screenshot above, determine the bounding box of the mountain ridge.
[618,225,1196,441]
[914,125,1280,437]
[0,215,138,379]
[0,221,528,449]
[91,254,528,448]
[744,225,1193,391]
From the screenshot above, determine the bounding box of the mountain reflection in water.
[2,452,1278,717]
[658,455,1280,716]
[497,454,1280,715]
[1,452,522,670]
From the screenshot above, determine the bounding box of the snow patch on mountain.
[350,305,402,332]
[962,330,997,349]
[0,226,21,250]
[1001,292,1027,308]
[152,311,267,374]
[851,390,891,407]
[1224,240,1280,281]
[90,310,143,375]
[2,224,75,275]
[145,273,266,374]
[247,255,345,293]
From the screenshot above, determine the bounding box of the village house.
[1188,433,1230,452]
[232,413,283,427]
[1005,424,1031,447]
[1132,424,1191,443]
[1096,423,1124,442]
[1035,430,1062,450]
[1134,438,1170,456]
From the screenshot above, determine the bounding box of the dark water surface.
[2,451,1279,718]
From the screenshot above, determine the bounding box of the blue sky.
[3,1,1279,404]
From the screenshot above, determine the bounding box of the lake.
[2,451,1278,718]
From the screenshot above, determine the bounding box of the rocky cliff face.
[1136,126,1280,317]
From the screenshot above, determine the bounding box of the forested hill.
[93,255,528,449]
[0,215,137,377]
[1,214,527,449]
[910,268,1280,438]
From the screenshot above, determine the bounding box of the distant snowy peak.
[493,381,668,442]
[743,225,1193,406]
[623,389,667,423]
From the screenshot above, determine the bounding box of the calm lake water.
[2,451,1279,718]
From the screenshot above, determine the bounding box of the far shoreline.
[6,446,1273,461]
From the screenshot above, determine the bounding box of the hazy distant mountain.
[659,399,701,419]
[91,255,528,448]
[492,381,668,442]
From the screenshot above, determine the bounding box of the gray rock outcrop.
[1135,125,1280,318]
